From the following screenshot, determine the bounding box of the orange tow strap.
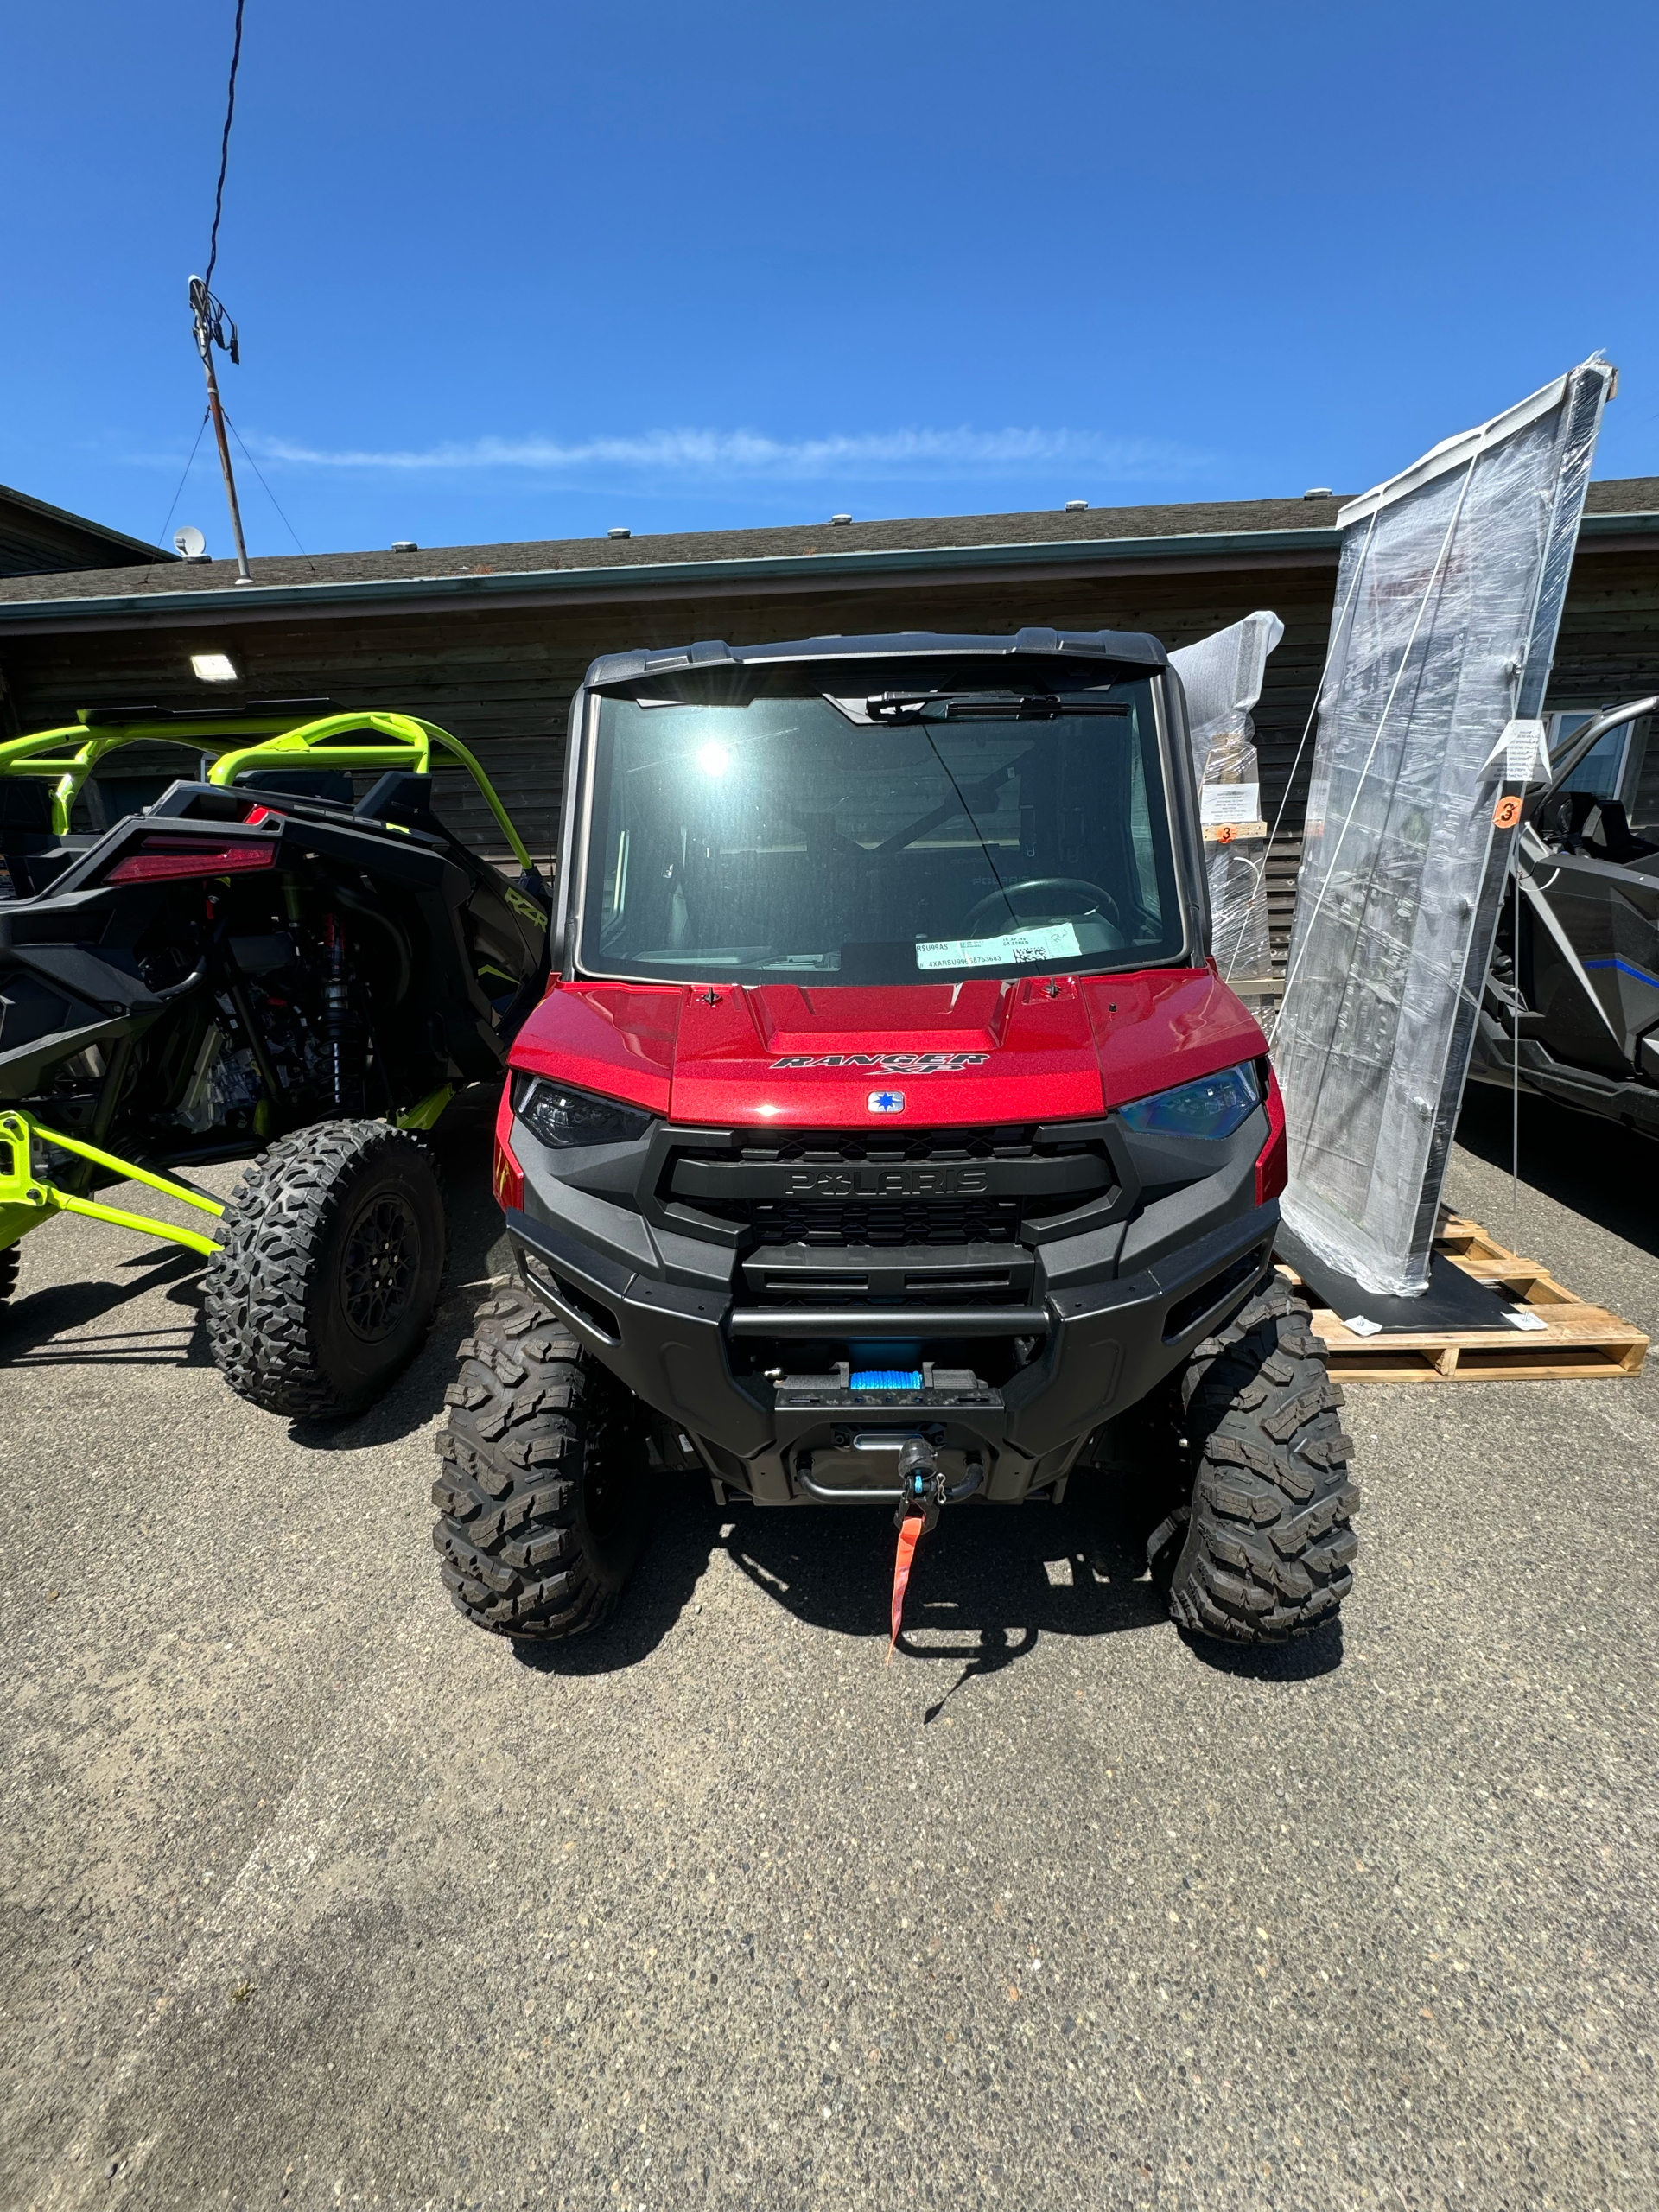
[887,1511,927,1664]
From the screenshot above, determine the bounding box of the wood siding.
[5,550,1658,903]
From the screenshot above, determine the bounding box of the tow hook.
[887,1440,985,1662]
[893,1436,945,1536]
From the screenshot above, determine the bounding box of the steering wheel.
[964,877,1122,931]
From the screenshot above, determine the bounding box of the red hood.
[510,970,1266,1127]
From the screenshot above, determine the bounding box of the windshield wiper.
[866,691,1130,722]
[871,685,1132,721]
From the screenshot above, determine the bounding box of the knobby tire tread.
[432,1287,640,1640]
[203,1118,443,1418]
[1167,1273,1359,1643]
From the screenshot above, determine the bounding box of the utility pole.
[189,275,253,585]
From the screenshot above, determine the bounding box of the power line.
[223,410,318,572]
[204,0,246,292]
[190,0,253,582]
[156,410,211,548]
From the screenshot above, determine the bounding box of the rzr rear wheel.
[0,1244,18,1310]
[432,1288,651,1639]
[1155,1274,1358,1643]
[204,1120,446,1418]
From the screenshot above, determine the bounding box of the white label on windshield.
[1200,781,1260,824]
[915,921,1080,972]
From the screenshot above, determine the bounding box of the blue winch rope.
[849,1370,923,1391]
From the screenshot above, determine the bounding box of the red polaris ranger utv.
[434,630,1357,1647]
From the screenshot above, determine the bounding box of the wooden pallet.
[1277,1215,1649,1382]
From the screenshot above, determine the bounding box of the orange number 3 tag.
[1493,795,1522,829]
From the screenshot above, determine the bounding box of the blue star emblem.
[868,1089,906,1114]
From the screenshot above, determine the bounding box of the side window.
[1624,717,1657,835]
[1549,711,1636,804]
[1126,734,1161,918]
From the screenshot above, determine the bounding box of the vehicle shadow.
[512,1486,725,1678]
[1177,1615,1344,1681]
[1456,1084,1659,1261]
[518,1469,1175,1688]
[0,1244,210,1366]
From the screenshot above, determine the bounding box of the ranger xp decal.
[768,1052,990,1073]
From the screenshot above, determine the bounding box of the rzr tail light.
[1255,1064,1288,1205]
[106,836,276,885]
[493,1087,524,1211]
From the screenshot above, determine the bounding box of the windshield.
[579,679,1187,986]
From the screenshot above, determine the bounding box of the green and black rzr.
[0,702,550,1413]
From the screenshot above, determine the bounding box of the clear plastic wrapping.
[1274,358,1614,1296]
[1168,611,1284,989]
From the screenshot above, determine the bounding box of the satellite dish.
[174,524,207,559]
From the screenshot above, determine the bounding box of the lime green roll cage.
[0,707,532,872]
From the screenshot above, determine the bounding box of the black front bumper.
[502,1104,1277,1506]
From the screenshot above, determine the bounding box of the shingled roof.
[1,480,1655,618]
[0,482,178,580]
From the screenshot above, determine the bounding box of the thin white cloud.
[242,425,1211,483]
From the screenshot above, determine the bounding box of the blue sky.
[6,0,1657,558]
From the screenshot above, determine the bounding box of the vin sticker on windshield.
[915,921,1080,972]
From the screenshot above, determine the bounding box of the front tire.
[0,1244,18,1311]
[204,1120,446,1417]
[1157,1274,1358,1643]
[432,1288,651,1639]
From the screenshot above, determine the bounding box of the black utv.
[1471,695,1659,1136]
[0,704,549,1414]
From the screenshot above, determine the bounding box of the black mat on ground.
[1273,1225,1515,1334]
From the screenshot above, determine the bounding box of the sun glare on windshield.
[581,683,1185,986]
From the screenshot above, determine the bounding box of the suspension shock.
[321,913,364,1112]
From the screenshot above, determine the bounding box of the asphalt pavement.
[3,1084,1656,2212]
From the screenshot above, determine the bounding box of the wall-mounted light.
[190,652,239,683]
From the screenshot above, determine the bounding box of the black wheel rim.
[340,1191,421,1342]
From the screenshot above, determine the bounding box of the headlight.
[512,1075,654,1149]
[1118,1060,1261,1140]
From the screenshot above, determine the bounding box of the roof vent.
[1302,487,1333,500]
[391,539,418,552]
[830,513,852,526]
[607,526,632,540]
[1065,499,1089,513]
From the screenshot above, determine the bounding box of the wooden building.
[0,481,177,580]
[3,482,1656,963]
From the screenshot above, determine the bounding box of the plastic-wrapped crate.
[1168,611,1283,989]
[1274,358,1614,1297]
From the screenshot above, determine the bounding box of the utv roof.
[583,626,1166,690]
[69,696,337,728]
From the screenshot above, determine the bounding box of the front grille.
[741,1241,1036,1306]
[666,1125,1115,1253]
[760,1192,1020,1246]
